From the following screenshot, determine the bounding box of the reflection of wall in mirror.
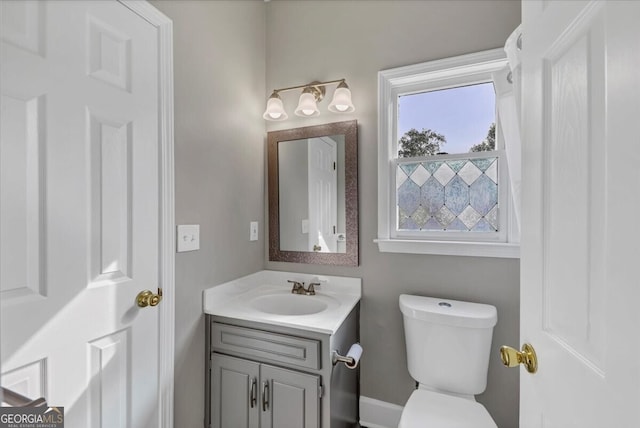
[279,141,309,251]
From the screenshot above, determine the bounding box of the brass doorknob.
[137,289,163,308]
[500,343,538,373]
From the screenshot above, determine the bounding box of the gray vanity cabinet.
[211,353,319,428]
[206,305,359,428]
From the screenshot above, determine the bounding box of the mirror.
[268,120,358,266]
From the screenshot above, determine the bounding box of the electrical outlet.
[250,221,259,241]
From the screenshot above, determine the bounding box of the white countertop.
[202,270,361,335]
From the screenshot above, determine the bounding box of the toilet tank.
[399,294,498,396]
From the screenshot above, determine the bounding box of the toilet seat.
[398,389,497,428]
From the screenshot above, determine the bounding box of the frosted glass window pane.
[396,157,499,232]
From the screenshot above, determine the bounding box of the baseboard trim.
[359,396,403,428]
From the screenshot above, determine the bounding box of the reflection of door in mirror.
[308,137,337,253]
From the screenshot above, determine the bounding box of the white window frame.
[376,48,520,258]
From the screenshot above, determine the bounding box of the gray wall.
[153,1,521,427]
[264,2,521,428]
[150,2,266,427]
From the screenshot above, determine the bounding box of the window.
[376,49,519,258]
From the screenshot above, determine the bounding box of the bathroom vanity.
[203,271,361,428]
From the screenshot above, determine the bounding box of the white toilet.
[398,294,498,428]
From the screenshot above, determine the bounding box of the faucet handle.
[288,280,304,293]
[306,283,317,295]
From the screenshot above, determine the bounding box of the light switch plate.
[177,224,200,252]
[250,221,259,241]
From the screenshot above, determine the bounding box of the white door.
[1,1,163,427]
[307,137,337,253]
[520,1,640,427]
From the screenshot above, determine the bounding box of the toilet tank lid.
[399,295,497,328]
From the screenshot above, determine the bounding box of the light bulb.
[328,82,355,113]
[295,92,320,117]
[263,92,288,121]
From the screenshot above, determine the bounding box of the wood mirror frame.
[268,120,358,266]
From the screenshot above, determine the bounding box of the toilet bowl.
[398,294,498,428]
[398,390,496,428]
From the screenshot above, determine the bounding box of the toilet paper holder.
[332,343,363,369]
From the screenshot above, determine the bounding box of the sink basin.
[203,271,361,333]
[250,293,334,316]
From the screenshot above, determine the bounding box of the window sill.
[374,238,520,259]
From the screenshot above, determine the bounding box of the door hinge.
[318,384,324,399]
[333,162,336,170]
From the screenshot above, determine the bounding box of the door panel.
[520,1,640,426]
[0,1,161,427]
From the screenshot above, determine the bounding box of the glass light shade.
[328,87,355,113]
[294,93,320,117]
[263,95,288,121]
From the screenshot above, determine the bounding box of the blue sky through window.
[398,82,496,154]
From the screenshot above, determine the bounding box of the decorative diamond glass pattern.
[435,206,456,227]
[397,167,408,189]
[400,163,419,176]
[422,160,443,174]
[444,176,469,215]
[409,164,430,186]
[458,161,483,185]
[396,157,499,232]
[446,159,467,173]
[433,163,455,186]
[459,206,482,229]
[471,157,495,172]
[420,177,444,216]
[470,174,497,216]
[485,159,498,183]
[397,179,421,215]
[411,206,430,227]
[486,205,498,230]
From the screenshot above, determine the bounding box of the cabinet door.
[211,354,260,428]
[260,365,320,428]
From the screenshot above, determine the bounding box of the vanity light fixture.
[263,79,355,121]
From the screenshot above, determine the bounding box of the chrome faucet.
[288,280,319,296]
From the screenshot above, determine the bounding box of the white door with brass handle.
[519,1,640,427]
[0,2,171,427]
